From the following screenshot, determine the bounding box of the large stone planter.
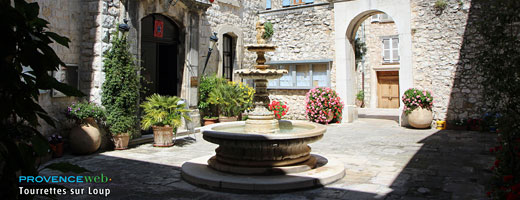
[69,117,101,154]
[218,116,238,122]
[152,126,174,147]
[113,133,130,150]
[408,107,433,129]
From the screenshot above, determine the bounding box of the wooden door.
[377,71,400,108]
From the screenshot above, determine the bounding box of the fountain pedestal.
[181,20,344,193]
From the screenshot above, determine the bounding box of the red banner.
[154,20,164,38]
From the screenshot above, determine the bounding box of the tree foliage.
[0,0,83,198]
[101,31,141,135]
[473,0,520,199]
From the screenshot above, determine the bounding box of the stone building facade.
[35,0,488,136]
[355,15,399,109]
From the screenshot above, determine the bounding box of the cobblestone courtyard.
[40,117,496,199]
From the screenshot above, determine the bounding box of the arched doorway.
[140,14,182,97]
[333,0,413,125]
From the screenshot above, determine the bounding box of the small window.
[371,14,394,23]
[52,64,79,97]
[268,62,331,89]
[222,34,234,81]
[382,36,399,63]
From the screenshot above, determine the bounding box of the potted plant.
[198,75,227,125]
[66,102,105,154]
[101,29,141,150]
[48,134,64,158]
[208,81,254,122]
[402,88,433,128]
[268,100,289,120]
[141,94,191,147]
[305,87,344,124]
[355,90,365,108]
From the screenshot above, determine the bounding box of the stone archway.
[334,0,413,125]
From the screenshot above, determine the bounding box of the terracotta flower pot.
[50,142,64,158]
[113,133,130,150]
[219,116,238,122]
[203,118,218,126]
[407,107,433,129]
[69,117,101,154]
[152,126,174,147]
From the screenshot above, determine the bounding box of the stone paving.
[39,117,496,199]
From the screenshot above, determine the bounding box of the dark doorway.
[141,14,181,97]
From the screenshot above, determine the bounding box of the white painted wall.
[334,0,413,124]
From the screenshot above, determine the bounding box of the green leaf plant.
[0,0,84,198]
[140,94,191,130]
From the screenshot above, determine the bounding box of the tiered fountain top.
[235,20,287,78]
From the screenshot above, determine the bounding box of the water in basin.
[212,124,313,134]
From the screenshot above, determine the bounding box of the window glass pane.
[392,49,399,61]
[383,39,390,49]
[312,64,327,87]
[279,65,292,87]
[392,38,399,49]
[296,64,310,87]
[384,50,391,61]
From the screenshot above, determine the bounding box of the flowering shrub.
[268,101,288,120]
[305,87,344,124]
[66,102,105,123]
[48,134,63,145]
[401,88,433,115]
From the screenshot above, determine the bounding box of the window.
[371,14,394,23]
[222,34,234,81]
[382,36,399,63]
[282,0,313,7]
[267,61,331,89]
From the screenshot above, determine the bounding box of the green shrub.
[434,0,448,10]
[208,81,254,117]
[263,21,274,39]
[356,90,364,101]
[66,102,105,123]
[140,94,191,130]
[198,75,227,118]
[101,31,140,135]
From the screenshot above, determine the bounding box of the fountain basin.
[203,120,325,167]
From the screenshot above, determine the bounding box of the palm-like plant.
[207,81,253,117]
[140,94,191,130]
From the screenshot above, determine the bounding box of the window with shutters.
[381,36,399,64]
[371,14,394,23]
[267,61,331,89]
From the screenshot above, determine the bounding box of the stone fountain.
[181,21,345,192]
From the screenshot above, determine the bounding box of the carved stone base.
[244,117,279,134]
[208,155,317,175]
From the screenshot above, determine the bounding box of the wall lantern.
[118,19,130,32]
[202,32,219,75]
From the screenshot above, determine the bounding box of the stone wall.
[268,0,330,10]
[410,0,479,121]
[32,0,88,136]
[200,0,264,80]
[259,3,335,120]
[356,17,399,108]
